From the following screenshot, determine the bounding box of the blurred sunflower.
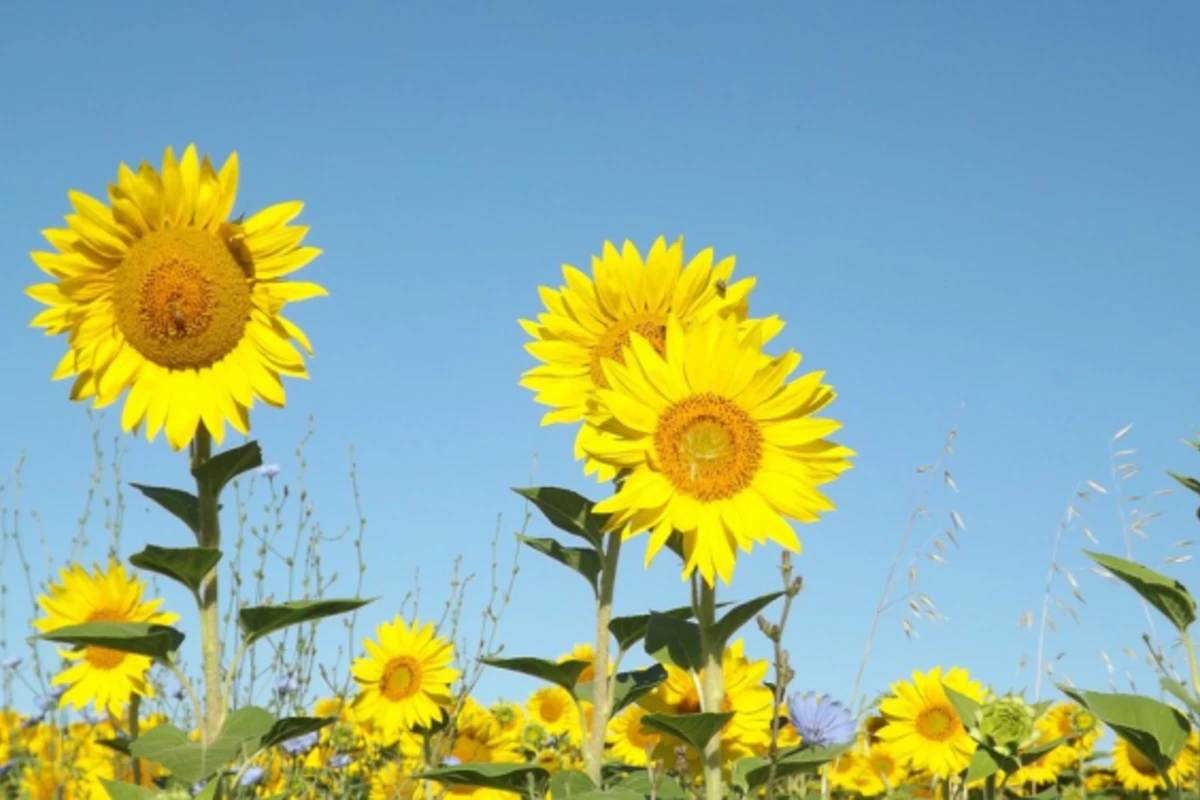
[446,698,523,800]
[27,144,324,450]
[489,700,525,736]
[34,561,177,716]
[583,314,853,585]
[877,667,984,778]
[1112,731,1199,794]
[351,617,459,734]
[607,705,661,767]
[370,760,425,800]
[1038,702,1103,771]
[520,237,780,481]
[525,687,580,741]
[558,642,609,685]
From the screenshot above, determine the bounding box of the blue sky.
[0,2,1198,715]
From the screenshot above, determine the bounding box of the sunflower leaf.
[644,613,703,673]
[517,535,602,594]
[192,441,263,501]
[1161,677,1200,721]
[96,737,132,756]
[414,763,551,796]
[609,603,706,652]
[129,545,221,597]
[1059,686,1191,776]
[1083,550,1196,632]
[731,741,855,792]
[98,780,158,800]
[513,486,608,549]
[1019,735,1072,765]
[611,771,687,799]
[641,711,733,752]
[129,706,275,785]
[555,793,645,800]
[239,597,375,646]
[130,483,200,535]
[259,716,336,751]
[705,590,785,649]
[36,621,185,662]
[942,684,984,729]
[965,747,1004,783]
[548,770,596,797]
[611,663,669,715]
[480,656,590,694]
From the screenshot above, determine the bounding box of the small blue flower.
[443,755,462,766]
[0,761,13,778]
[191,780,207,797]
[787,692,856,748]
[329,753,352,769]
[281,730,320,756]
[238,765,266,788]
[50,685,67,700]
[2,656,22,670]
[275,673,300,696]
[20,713,44,729]
[259,463,281,479]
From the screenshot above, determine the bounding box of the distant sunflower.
[489,700,525,736]
[525,687,579,741]
[1038,702,1103,771]
[447,698,522,800]
[558,642,609,686]
[34,561,177,716]
[1112,731,1199,794]
[607,705,661,767]
[583,315,853,585]
[370,760,425,800]
[520,237,781,481]
[27,144,325,450]
[876,667,984,778]
[351,617,459,734]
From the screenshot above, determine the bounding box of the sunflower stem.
[696,578,723,800]
[192,426,225,744]
[1182,629,1200,707]
[129,693,142,786]
[586,530,623,784]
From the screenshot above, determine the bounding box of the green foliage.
[549,770,596,797]
[239,597,375,645]
[512,486,607,549]
[644,612,702,672]
[517,535,601,593]
[415,763,551,796]
[1161,677,1200,720]
[98,780,157,800]
[36,621,185,662]
[192,440,263,499]
[479,656,591,693]
[259,716,336,751]
[610,770,686,798]
[129,545,222,598]
[129,706,275,785]
[1083,550,1196,632]
[731,742,854,792]
[608,603,703,652]
[574,663,668,714]
[705,590,784,649]
[640,711,733,752]
[130,484,200,535]
[1062,686,1191,777]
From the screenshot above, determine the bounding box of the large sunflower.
[27,144,324,450]
[607,705,661,767]
[33,561,177,716]
[876,667,984,778]
[520,237,781,482]
[582,314,853,585]
[1112,731,1199,794]
[351,617,459,735]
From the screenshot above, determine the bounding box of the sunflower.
[370,760,426,800]
[489,700,525,736]
[607,705,661,767]
[1112,731,1199,794]
[1037,702,1103,771]
[33,561,178,716]
[27,144,324,450]
[876,667,984,778]
[558,642,610,686]
[525,687,580,741]
[351,617,459,735]
[582,314,853,585]
[446,698,523,800]
[520,237,782,482]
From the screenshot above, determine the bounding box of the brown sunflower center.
[870,752,894,778]
[538,693,566,723]
[83,608,128,670]
[590,312,667,388]
[380,656,422,702]
[1126,743,1159,777]
[654,393,763,501]
[915,705,958,742]
[113,228,252,369]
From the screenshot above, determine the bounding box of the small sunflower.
[27,144,325,450]
[489,700,525,736]
[369,760,425,800]
[447,698,523,800]
[351,617,459,735]
[607,705,661,767]
[1037,702,1103,772]
[33,561,177,716]
[876,667,984,778]
[583,314,853,585]
[1112,731,1199,794]
[525,687,580,741]
[558,642,609,686]
[520,237,781,482]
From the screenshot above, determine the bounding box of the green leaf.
[129,706,275,785]
[195,779,225,800]
[640,711,732,752]
[611,771,686,799]
[517,535,601,594]
[942,684,983,729]
[1084,550,1196,632]
[1061,686,1191,776]
[732,742,855,792]
[36,622,185,662]
[98,779,158,800]
[129,545,222,597]
[705,591,784,649]
[1170,472,1200,499]
[548,770,596,798]
[609,603,701,652]
[611,663,669,715]
[480,656,590,694]
[1161,677,1200,720]
[192,440,263,499]
[414,763,550,795]
[513,486,608,549]
[1019,736,1072,765]
[259,715,336,751]
[644,613,703,673]
[130,483,200,535]
[239,597,375,645]
[96,737,131,756]
[965,747,1004,783]
[558,793,644,800]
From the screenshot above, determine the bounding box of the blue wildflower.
[275,673,300,696]
[329,753,352,769]
[281,730,320,757]
[786,692,856,748]
[259,463,281,479]
[238,765,266,788]
[2,656,22,670]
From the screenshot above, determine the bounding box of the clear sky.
[0,2,1198,715]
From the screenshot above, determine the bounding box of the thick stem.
[129,693,142,786]
[1184,630,1200,706]
[696,580,723,800]
[192,427,224,744]
[585,532,623,784]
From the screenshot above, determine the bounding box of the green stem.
[696,579,723,800]
[1183,629,1200,706]
[165,659,205,736]
[983,774,995,800]
[192,427,224,744]
[585,531,623,784]
[129,693,142,786]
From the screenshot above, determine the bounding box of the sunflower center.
[654,394,763,501]
[677,687,702,715]
[915,705,957,742]
[113,228,252,369]
[870,753,894,778]
[380,656,422,702]
[627,719,658,750]
[83,608,128,670]
[539,694,566,723]
[1071,710,1095,733]
[1126,744,1158,777]
[590,312,667,388]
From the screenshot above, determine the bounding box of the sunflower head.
[971,693,1037,757]
[350,617,460,735]
[28,144,326,450]
[876,666,984,778]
